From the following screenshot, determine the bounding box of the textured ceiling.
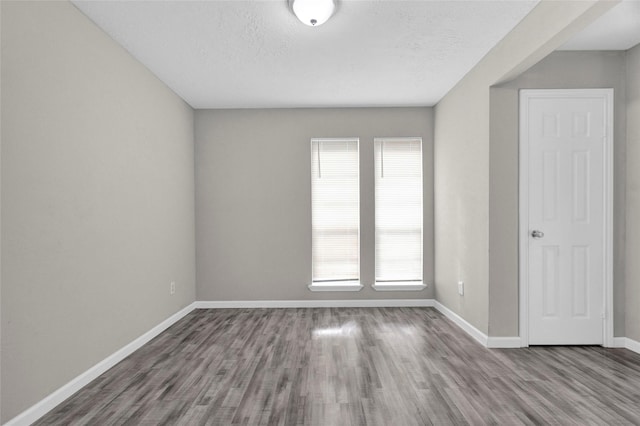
[559,0,640,51]
[72,1,539,109]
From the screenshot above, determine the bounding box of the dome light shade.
[290,0,336,27]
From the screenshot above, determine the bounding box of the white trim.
[310,137,361,287]
[433,302,522,348]
[374,137,423,143]
[195,299,435,309]
[310,137,360,143]
[603,89,615,348]
[519,89,614,348]
[373,137,424,287]
[612,337,627,348]
[612,337,640,355]
[486,337,522,348]
[625,338,640,355]
[433,301,488,347]
[308,282,363,292]
[5,303,197,426]
[372,282,427,291]
[519,89,531,348]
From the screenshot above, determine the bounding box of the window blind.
[311,138,360,282]
[374,138,422,282]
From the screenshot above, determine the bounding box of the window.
[310,138,361,291]
[373,138,424,290]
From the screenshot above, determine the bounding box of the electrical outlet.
[458,281,464,296]
[170,281,176,295]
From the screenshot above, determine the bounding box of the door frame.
[518,88,614,348]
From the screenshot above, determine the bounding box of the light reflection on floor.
[312,321,360,338]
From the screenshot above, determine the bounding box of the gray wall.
[626,43,640,342]
[489,51,628,337]
[195,108,433,301]
[1,2,195,421]
[434,1,614,334]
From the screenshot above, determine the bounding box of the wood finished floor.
[37,307,640,426]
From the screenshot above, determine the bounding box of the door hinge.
[601,311,606,320]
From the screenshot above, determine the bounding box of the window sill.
[308,282,364,292]
[372,282,427,292]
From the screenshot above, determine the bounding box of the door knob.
[531,230,544,239]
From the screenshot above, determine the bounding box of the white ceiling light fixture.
[290,0,336,27]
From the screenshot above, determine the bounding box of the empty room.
[2,0,640,424]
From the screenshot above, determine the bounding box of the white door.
[520,89,612,345]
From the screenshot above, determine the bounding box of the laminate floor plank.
[35,307,640,425]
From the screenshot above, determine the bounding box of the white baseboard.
[5,303,197,426]
[433,301,489,347]
[612,337,640,355]
[612,337,627,348]
[486,336,522,348]
[195,299,435,309]
[626,338,640,355]
[431,302,522,348]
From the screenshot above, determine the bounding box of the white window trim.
[308,281,363,292]
[374,137,424,284]
[372,282,426,291]
[310,137,361,290]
